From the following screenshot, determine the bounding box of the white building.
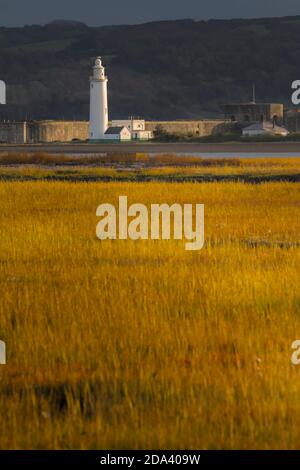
[112,119,145,131]
[111,119,153,141]
[131,129,153,141]
[243,121,289,137]
[89,57,108,140]
[104,126,131,141]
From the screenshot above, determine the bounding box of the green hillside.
[0,17,299,120]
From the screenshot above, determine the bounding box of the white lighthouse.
[89,57,108,140]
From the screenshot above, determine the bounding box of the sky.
[1,0,300,27]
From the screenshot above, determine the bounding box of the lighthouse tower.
[89,57,108,140]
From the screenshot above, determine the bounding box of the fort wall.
[28,121,89,143]
[145,120,227,136]
[0,121,27,144]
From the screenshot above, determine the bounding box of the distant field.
[4,39,75,53]
[0,178,299,449]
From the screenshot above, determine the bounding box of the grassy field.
[0,153,300,183]
[0,161,300,449]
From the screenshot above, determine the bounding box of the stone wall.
[28,121,89,143]
[0,120,89,144]
[145,120,227,136]
[0,122,27,144]
[285,110,300,132]
[222,103,284,124]
[0,119,230,144]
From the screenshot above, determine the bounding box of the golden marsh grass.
[0,155,300,183]
[0,179,299,449]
